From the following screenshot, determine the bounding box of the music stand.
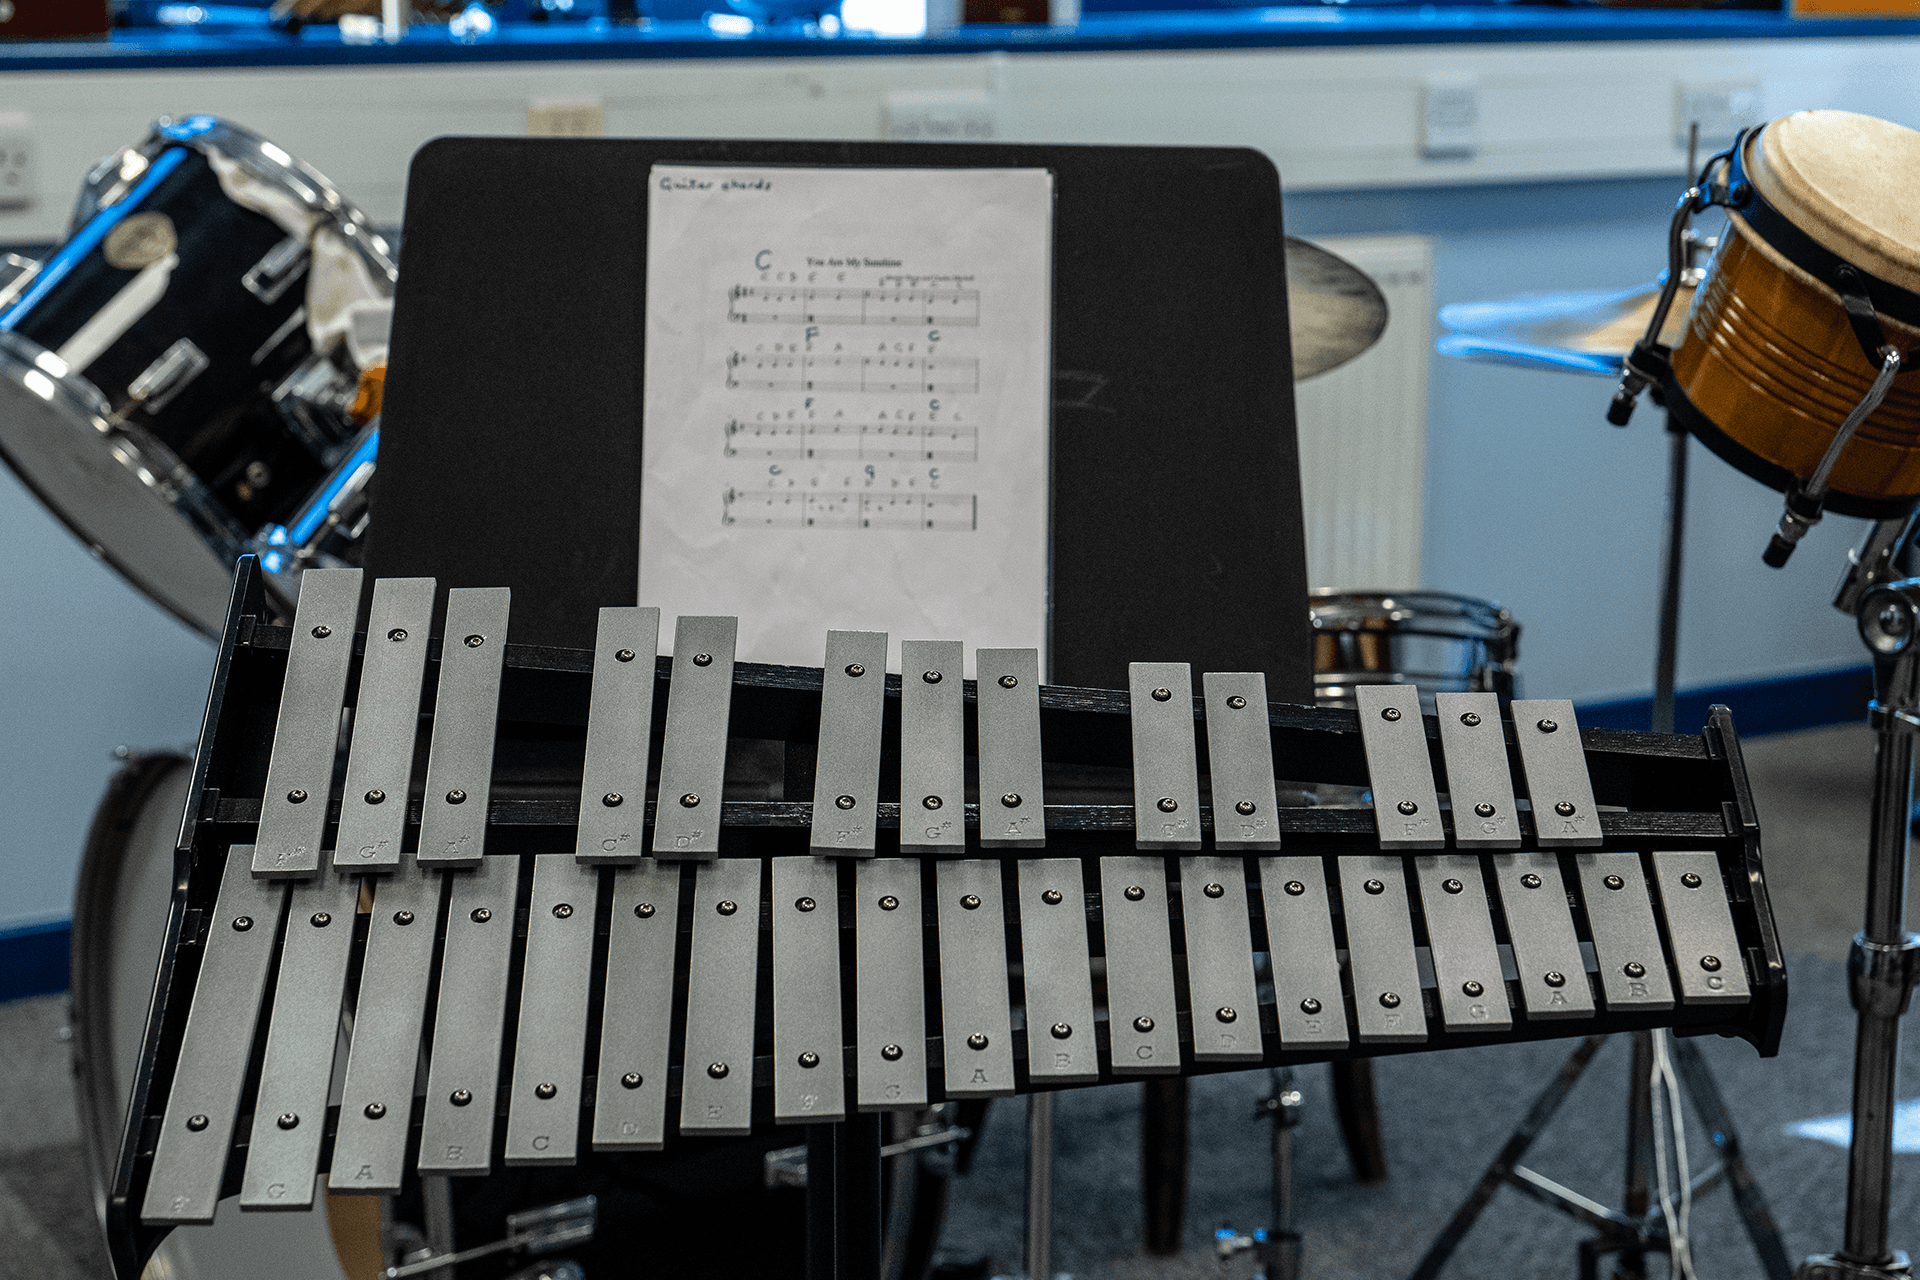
[366,136,1314,1279]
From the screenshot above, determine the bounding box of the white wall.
[3,36,1915,927]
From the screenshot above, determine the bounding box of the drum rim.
[1308,587,1517,632]
[1747,111,1920,306]
[0,334,256,636]
[1663,373,1920,520]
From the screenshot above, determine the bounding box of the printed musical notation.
[729,284,981,327]
[726,352,979,394]
[724,419,979,463]
[723,489,978,532]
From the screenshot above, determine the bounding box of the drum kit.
[4,103,1916,1280]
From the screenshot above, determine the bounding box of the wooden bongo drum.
[1664,110,1920,519]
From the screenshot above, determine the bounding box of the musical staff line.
[723,489,978,532]
[729,284,980,327]
[726,353,979,394]
[724,420,979,463]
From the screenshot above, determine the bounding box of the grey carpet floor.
[3,724,1914,1279]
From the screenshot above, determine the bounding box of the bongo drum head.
[0,345,239,635]
[1748,110,1920,300]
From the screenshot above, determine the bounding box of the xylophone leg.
[807,1115,884,1280]
[1330,1060,1390,1184]
[807,1125,836,1280]
[1142,1078,1189,1255]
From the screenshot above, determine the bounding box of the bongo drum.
[1663,110,1920,520]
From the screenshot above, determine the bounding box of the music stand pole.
[1798,575,1920,1280]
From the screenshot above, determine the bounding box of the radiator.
[1291,234,1436,591]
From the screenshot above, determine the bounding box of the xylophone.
[106,560,1785,1276]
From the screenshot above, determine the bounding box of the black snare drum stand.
[1797,528,1920,1280]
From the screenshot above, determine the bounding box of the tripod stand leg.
[1617,1031,1655,1280]
[1406,1036,1607,1280]
[1665,1037,1794,1280]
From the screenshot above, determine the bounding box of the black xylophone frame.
[105,558,1789,1279]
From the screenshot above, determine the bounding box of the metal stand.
[1795,563,1920,1280]
[1408,411,1791,1280]
[806,1116,885,1280]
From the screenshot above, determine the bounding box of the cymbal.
[1434,280,1694,377]
[1286,237,1389,381]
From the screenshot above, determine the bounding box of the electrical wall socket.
[1675,82,1761,152]
[1420,78,1479,162]
[0,112,32,210]
[527,98,605,137]
[885,89,996,142]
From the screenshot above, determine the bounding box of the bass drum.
[71,755,951,1280]
[71,752,376,1279]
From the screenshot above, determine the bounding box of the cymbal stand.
[1796,526,1920,1280]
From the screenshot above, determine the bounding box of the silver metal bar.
[1356,684,1444,851]
[592,860,683,1150]
[576,608,661,866]
[505,856,601,1164]
[652,616,737,860]
[854,859,927,1110]
[811,631,888,857]
[240,864,361,1208]
[1491,853,1595,1019]
[335,577,435,873]
[772,856,847,1123]
[1258,856,1349,1050]
[1202,673,1281,850]
[254,567,363,877]
[1100,855,1181,1073]
[977,648,1046,849]
[1337,855,1427,1044]
[936,860,1016,1095]
[1128,664,1201,851]
[678,858,763,1133]
[1016,858,1099,1084]
[1433,691,1519,850]
[1509,700,1602,849]
[899,639,966,855]
[1652,851,1750,1006]
[1574,852,1675,1010]
[142,846,289,1223]
[417,588,511,868]
[1413,854,1511,1032]
[418,855,522,1175]
[1181,855,1263,1061]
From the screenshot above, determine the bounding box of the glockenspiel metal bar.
[810,630,887,857]
[417,588,511,868]
[1258,856,1350,1050]
[1512,699,1603,850]
[1413,854,1512,1032]
[652,616,736,860]
[976,648,1046,850]
[253,568,362,877]
[575,607,661,866]
[1100,855,1181,1073]
[900,639,966,855]
[678,858,762,1134]
[771,856,847,1123]
[1202,673,1281,851]
[1356,684,1445,852]
[1653,851,1751,1006]
[1180,855,1263,1062]
[1128,664,1200,852]
[1338,855,1428,1044]
[417,855,522,1175]
[1016,858,1099,1084]
[936,860,1016,1096]
[1575,852,1676,1011]
[1492,852,1596,1020]
[334,577,435,873]
[239,865,361,1209]
[1433,692,1520,851]
[854,859,928,1110]
[592,860,682,1151]
[505,856,601,1165]
[330,859,443,1193]
[142,846,289,1223]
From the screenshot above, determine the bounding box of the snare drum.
[1309,589,1519,710]
[0,115,395,635]
[1666,110,1920,518]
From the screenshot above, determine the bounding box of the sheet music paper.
[641,165,1053,672]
